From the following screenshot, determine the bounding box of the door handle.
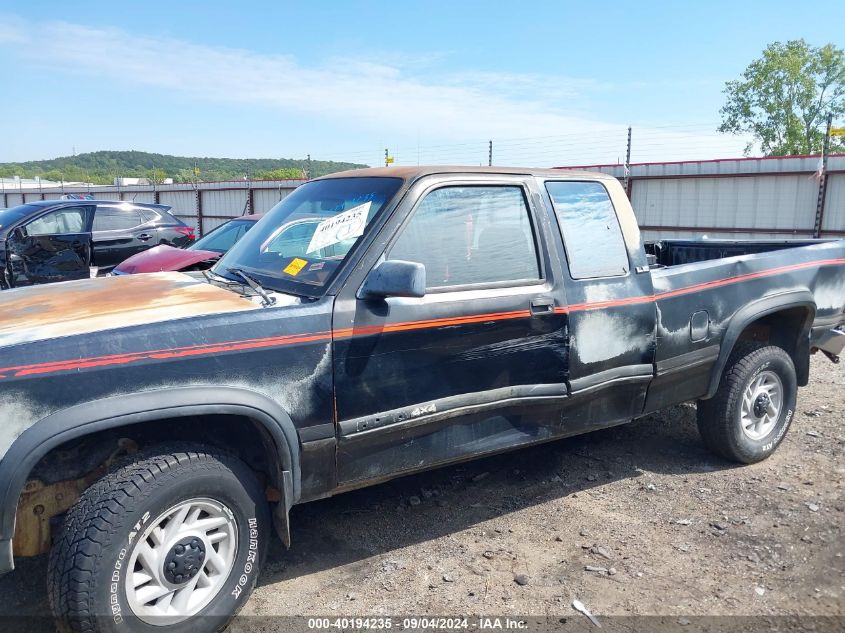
[137,233,153,241]
[530,297,555,315]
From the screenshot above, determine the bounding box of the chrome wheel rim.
[740,370,783,440]
[125,498,238,625]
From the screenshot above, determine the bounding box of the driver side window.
[388,185,541,289]
[25,206,92,236]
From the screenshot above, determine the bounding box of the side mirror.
[10,226,25,242]
[359,260,426,299]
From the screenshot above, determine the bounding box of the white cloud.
[0,15,749,165]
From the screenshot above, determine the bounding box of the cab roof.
[314,165,614,182]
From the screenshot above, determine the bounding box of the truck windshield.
[213,177,403,296]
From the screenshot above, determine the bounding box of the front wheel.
[48,445,270,633]
[697,344,797,464]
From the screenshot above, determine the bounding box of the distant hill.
[0,150,369,185]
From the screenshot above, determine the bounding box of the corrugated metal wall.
[823,173,845,235]
[558,155,845,240]
[0,180,305,235]
[4,158,845,240]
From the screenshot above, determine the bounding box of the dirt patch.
[1,356,842,629]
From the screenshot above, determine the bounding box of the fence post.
[624,126,633,199]
[195,186,204,236]
[813,113,833,238]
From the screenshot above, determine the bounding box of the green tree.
[719,39,845,155]
[146,168,169,184]
[0,165,23,178]
[0,151,365,183]
[42,170,65,182]
[256,167,305,180]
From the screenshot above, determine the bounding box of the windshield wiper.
[203,268,234,284]
[225,267,277,307]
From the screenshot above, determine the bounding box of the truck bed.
[643,238,845,413]
[645,238,835,267]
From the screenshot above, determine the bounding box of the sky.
[0,1,844,167]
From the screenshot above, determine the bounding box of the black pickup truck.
[0,167,843,632]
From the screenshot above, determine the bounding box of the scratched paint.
[277,345,333,417]
[0,394,48,459]
[814,278,845,312]
[457,331,566,363]
[571,312,642,364]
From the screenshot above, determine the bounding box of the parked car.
[0,200,194,288]
[113,214,262,274]
[0,167,843,632]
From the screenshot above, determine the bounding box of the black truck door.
[6,205,94,287]
[333,177,570,485]
[542,179,657,429]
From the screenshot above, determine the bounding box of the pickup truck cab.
[0,167,843,632]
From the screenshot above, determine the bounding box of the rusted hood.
[0,272,258,348]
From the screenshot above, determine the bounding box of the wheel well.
[733,306,813,386]
[13,414,282,558]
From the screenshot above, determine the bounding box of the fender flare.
[704,290,816,399]
[0,386,301,542]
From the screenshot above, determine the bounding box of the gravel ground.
[2,355,843,630]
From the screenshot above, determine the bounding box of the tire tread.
[697,343,795,463]
[48,444,254,633]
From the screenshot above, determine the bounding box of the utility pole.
[488,140,493,167]
[623,126,632,198]
[813,112,833,238]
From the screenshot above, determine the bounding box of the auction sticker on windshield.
[283,257,308,276]
[307,202,370,254]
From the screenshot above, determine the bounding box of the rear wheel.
[48,445,270,633]
[697,344,797,463]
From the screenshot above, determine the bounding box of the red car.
[114,214,263,274]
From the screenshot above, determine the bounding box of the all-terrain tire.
[48,444,271,633]
[697,344,797,464]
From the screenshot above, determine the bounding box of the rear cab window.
[389,185,541,290]
[545,181,629,279]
